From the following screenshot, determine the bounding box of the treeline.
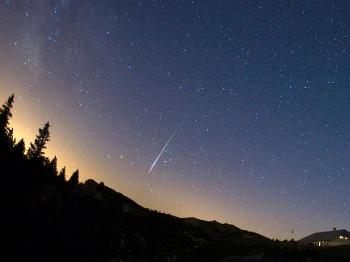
[1,94,89,261]
[0,94,79,186]
[1,93,187,262]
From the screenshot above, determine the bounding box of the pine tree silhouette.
[0,94,15,150]
[48,156,58,176]
[58,167,66,181]
[68,169,79,186]
[12,138,25,159]
[27,122,50,161]
[0,94,14,132]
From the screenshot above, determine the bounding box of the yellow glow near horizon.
[0,85,294,240]
[2,89,88,181]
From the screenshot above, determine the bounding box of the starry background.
[0,0,349,240]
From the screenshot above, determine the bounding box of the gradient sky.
[1,0,349,240]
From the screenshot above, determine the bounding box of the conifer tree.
[48,156,58,176]
[12,139,25,159]
[27,122,50,161]
[58,167,66,181]
[0,94,15,149]
[0,94,14,132]
[68,169,79,186]
[8,127,15,145]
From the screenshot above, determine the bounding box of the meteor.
[148,124,181,173]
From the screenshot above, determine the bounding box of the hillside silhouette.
[2,94,350,262]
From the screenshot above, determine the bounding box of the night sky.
[1,0,349,240]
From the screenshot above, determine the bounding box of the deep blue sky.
[1,0,349,239]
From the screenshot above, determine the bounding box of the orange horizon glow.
[4,91,259,235]
[0,87,321,240]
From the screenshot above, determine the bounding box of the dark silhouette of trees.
[12,138,25,160]
[0,94,15,151]
[48,156,58,176]
[0,93,14,132]
[27,122,50,162]
[58,167,66,181]
[68,169,79,186]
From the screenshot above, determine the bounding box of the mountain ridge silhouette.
[2,94,349,262]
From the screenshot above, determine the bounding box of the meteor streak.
[148,124,181,173]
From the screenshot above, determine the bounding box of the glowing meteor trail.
[148,124,181,173]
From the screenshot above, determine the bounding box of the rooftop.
[299,229,350,243]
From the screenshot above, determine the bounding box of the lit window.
[340,236,344,239]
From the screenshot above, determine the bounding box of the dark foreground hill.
[4,175,350,262]
[4,171,272,262]
[1,94,350,261]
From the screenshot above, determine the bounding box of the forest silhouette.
[2,94,349,262]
